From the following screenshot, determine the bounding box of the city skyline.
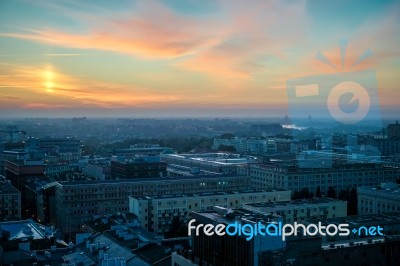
[0,0,399,118]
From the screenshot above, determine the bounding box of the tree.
[218,145,236,152]
[316,186,322,198]
[327,186,337,199]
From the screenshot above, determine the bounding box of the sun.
[43,70,55,93]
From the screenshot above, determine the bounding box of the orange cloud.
[0,64,182,109]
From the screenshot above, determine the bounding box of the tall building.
[0,176,21,221]
[239,162,400,195]
[358,182,400,215]
[53,175,250,234]
[190,207,285,266]
[129,189,291,235]
[4,159,45,192]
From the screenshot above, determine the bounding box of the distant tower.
[283,115,290,125]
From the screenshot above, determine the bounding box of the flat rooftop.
[0,219,55,240]
[193,207,281,225]
[131,188,289,200]
[245,198,345,209]
[56,174,246,186]
[306,213,400,227]
[162,153,257,165]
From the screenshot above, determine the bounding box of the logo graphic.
[286,39,382,167]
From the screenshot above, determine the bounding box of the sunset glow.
[0,0,399,117]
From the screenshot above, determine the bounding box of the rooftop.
[55,173,245,186]
[244,198,345,209]
[161,152,257,165]
[306,213,400,227]
[192,206,282,226]
[0,219,55,240]
[131,188,289,200]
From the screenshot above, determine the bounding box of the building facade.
[111,156,167,179]
[239,162,400,195]
[0,176,21,221]
[190,207,285,266]
[129,189,291,235]
[53,175,250,234]
[358,182,400,215]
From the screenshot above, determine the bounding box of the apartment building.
[53,175,250,233]
[129,189,291,235]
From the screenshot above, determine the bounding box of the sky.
[0,0,399,118]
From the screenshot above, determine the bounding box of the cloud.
[0,64,182,109]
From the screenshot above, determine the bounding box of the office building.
[243,198,347,223]
[4,159,45,192]
[0,176,21,221]
[190,207,285,266]
[358,182,400,215]
[161,152,256,175]
[111,156,167,179]
[53,175,250,234]
[0,150,27,175]
[129,189,291,235]
[240,162,400,195]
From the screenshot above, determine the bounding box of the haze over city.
[0,0,399,118]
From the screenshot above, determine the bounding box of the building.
[239,162,400,195]
[53,175,250,234]
[4,159,45,192]
[0,176,21,221]
[115,143,174,158]
[161,152,256,175]
[0,150,27,175]
[285,213,400,265]
[26,136,82,161]
[111,156,167,179]
[243,198,347,223]
[0,219,57,265]
[190,207,285,266]
[388,121,400,139]
[212,137,278,154]
[358,182,400,215]
[129,189,291,235]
